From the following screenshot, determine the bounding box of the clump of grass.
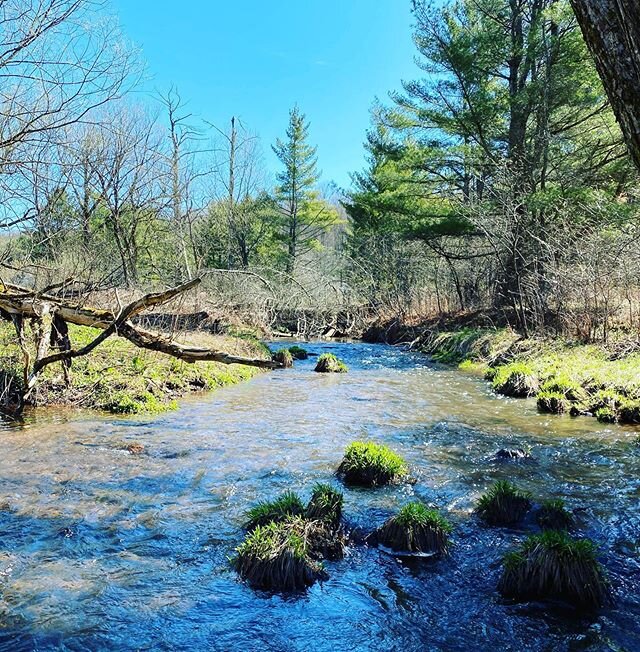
[233,518,324,591]
[315,353,348,373]
[537,498,574,530]
[619,398,640,424]
[377,502,452,555]
[595,406,617,423]
[288,345,309,360]
[272,348,294,368]
[498,530,609,608]
[475,480,532,525]
[244,491,305,530]
[306,483,343,528]
[491,362,539,398]
[539,374,587,402]
[337,441,408,487]
[536,390,568,414]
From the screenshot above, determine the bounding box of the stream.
[0,340,639,651]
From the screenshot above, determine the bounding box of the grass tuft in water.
[244,491,305,530]
[537,498,574,530]
[377,502,452,555]
[315,353,348,373]
[306,483,343,528]
[288,346,309,360]
[475,480,532,525]
[337,441,408,487]
[498,530,609,608]
[233,517,324,591]
[272,348,294,368]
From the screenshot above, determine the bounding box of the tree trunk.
[570,0,640,171]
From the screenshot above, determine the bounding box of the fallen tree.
[0,277,278,414]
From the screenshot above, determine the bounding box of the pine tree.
[272,106,337,274]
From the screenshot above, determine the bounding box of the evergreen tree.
[272,106,338,274]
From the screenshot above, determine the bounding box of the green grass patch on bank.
[0,321,267,415]
[426,327,640,425]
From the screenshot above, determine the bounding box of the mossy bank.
[0,322,269,415]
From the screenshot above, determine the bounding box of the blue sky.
[110,0,419,189]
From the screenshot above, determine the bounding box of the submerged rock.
[495,448,531,461]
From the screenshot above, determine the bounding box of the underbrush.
[0,321,267,415]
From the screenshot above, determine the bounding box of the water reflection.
[0,341,638,650]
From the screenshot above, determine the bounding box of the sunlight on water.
[0,341,638,651]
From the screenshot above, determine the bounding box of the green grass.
[424,326,640,425]
[537,498,574,530]
[244,491,306,530]
[288,345,309,360]
[475,480,532,525]
[337,441,408,487]
[315,353,348,373]
[272,348,294,367]
[377,502,452,554]
[394,502,452,532]
[0,321,265,415]
[306,483,343,527]
[499,530,609,607]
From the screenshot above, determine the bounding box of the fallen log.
[0,278,279,412]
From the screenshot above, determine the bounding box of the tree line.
[1,0,640,342]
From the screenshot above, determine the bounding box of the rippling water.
[0,341,639,651]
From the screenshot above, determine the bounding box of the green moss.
[245,491,306,530]
[475,480,532,525]
[337,441,408,487]
[377,502,452,554]
[306,483,343,527]
[315,353,348,373]
[499,530,609,607]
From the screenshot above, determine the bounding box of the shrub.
[244,491,305,530]
[306,483,343,528]
[475,480,531,525]
[272,349,293,368]
[337,441,408,487]
[234,518,323,591]
[377,502,452,555]
[536,390,568,414]
[537,498,573,530]
[492,362,539,398]
[498,530,609,608]
[288,346,309,360]
[315,353,348,373]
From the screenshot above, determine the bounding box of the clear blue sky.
[109,0,418,190]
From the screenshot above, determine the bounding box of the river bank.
[0,322,270,415]
[363,317,640,426]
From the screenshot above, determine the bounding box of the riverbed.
[0,341,638,651]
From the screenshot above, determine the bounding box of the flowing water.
[0,341,639,651]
